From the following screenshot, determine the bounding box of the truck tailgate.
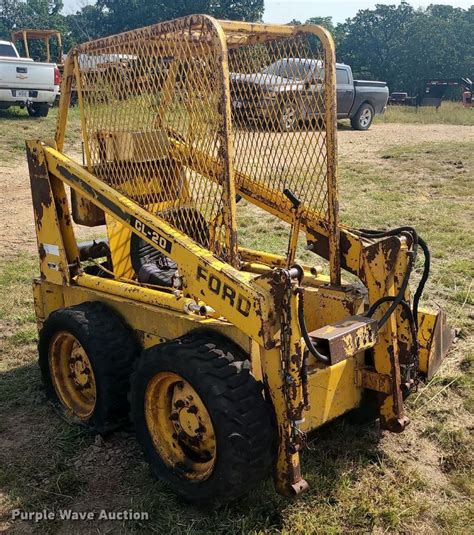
[0,59,55,90]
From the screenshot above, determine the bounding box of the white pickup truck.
[0,40,60,117]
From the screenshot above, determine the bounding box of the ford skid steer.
[27,16,452,504]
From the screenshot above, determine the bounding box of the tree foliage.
[0,0,68,57]
[336,2,473,92]
[0,1,472,94]
[0,0,65,36]
[66,0,264,39]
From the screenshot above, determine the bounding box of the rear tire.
[130,331,276,506]
[27,103,50,118]
[351,103,374,131]
[38,302,138,432]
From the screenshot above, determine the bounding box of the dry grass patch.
[0,107,81,164]
[376,101,474,126]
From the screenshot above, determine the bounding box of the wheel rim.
[48,332,97,419]
[282,105,296,130]
[145,371,216,481]
[360,107,372,127]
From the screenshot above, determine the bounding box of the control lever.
[283,188,301,210]
[283,188,302,267]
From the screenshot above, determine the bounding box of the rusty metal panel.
[355,368,392,394]
[418,308,453,378]
[26,141,79,285]
[71,190,105,226]
[308,315,378,364]
[302,285,365,333]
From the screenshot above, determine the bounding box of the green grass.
[0,106,81,162]
[376,101,474,126]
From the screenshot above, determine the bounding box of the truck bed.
[354,80,387,88]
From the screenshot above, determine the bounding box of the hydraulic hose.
[377,248,415,329]
[297,288,330,364]
[297,226,429,363]
[366,297,417,347]
[354,226,429,329]
[365,295,419,369]
[359,228,417,329]
[412,236,430,328]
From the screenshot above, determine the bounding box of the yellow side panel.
[35,280,252,355]
[106,214,133,279]
[301,356,363,432]
[418,308,437,374]
[303,285,365,332]
[418,307,452,378]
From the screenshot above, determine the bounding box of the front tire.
[130,331,275,505]
[38,302,138,432]
[351,103,374,130]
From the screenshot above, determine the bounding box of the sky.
[263,1,472,23]
[62,0,473,22]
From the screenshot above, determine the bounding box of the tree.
[0,0,64,34]
[1,0,472,95]
[334,3,473,93]
[305,16,335,35]
[403,5,474,92]
[209,0,264,21]
[0,0,28,39]
[0,0,67,57]
[336,2,416,89]
[65,4,106,44]
[66,0,264,40]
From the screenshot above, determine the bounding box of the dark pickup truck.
[231,58,389,131]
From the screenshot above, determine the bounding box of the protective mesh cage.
[72,17,336,263]
[75,17,230,258]
[229,34,329,218]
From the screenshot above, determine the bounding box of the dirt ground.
[1,123,472,259]
[336,122,474,158]
[0,159,103,261]
[0,120,472,534]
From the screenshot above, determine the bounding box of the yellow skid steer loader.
[27,16,452,505]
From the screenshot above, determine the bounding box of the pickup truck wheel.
[27,103,49,118]
[351,103,374,131]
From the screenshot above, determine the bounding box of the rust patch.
[380,238,399,272]
[26,146,52,230]
[308,315,378,364]
[38,243,47,262]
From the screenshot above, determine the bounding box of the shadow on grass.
[0,108,32,121]
[0,361,385,534]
